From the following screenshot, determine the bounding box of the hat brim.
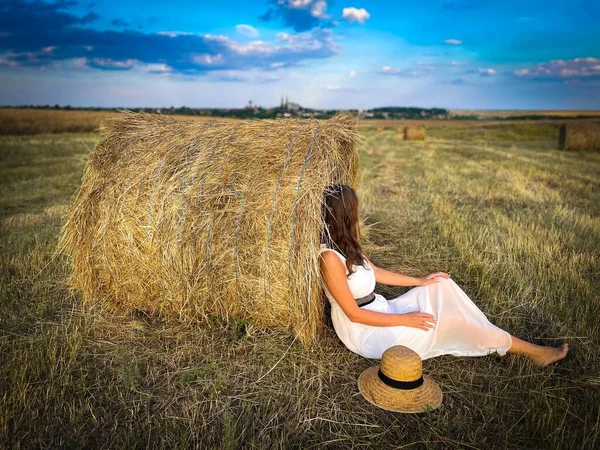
[357,366,442,413]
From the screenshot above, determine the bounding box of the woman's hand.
[417,272,451,286]
[398,311,437,331]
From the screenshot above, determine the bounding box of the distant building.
[358,105,367,119]
[280,93,301,112]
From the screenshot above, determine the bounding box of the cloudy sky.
[1,0,599,109]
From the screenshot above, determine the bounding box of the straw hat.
[357,345,442,413]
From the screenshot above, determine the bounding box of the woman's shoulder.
[318,243,345,259]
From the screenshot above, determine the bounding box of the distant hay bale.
[58,113,359,347]
[3,212,44,228]
[558,122,600,151]
[403,125,426,141]
[376,126,384,132]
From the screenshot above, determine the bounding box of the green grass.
[1,127,600,449]
[426,122,560,142]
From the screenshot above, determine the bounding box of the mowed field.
[1,112,599,449]
[3,107,600,135]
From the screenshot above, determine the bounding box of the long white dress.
[318,243,513,360]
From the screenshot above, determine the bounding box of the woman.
[318,184,570,366]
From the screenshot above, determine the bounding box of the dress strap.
[318,244,345,259]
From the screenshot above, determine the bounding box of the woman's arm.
[319,252,436,330]
[363,255,450,287]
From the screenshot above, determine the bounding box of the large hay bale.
[58,113,359,347]
[558,122,600,151]
[403,125,426,140]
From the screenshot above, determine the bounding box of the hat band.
[378,368,424,390]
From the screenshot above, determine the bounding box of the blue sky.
[1,0,599,109]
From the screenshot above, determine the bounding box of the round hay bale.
[558,122,600,151]
[403,125,426,140]
[58,112,359,347]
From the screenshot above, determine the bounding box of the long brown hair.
[321,183,367,279]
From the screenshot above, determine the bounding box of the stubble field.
[1,113,599,449]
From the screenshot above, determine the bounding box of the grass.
[1,122,599,449]
[0,108,230,135]
[0,108,121,135]
[450,109,600,118]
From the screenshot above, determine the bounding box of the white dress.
[318,243,513,360]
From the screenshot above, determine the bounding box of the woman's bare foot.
[530,343,570,367]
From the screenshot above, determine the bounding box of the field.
[450,109,600,119]
[3,107,600,136]
[0,108,227,135]
[1,112,600,449]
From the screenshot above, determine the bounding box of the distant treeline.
[0,104,451,120]
[368,107,449,119]
[3,105,598,121]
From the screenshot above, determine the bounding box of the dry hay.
[58,112,359,347]
[3,212,44,228]
[403,125,426,140]
[558,122,600,151]
[44,204,70,218]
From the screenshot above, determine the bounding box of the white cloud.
[282,0,330,19]
[342,7,370,24]
[290,0,313,7]
[145,63,173,77]
[380,64,427,77]
[91,58,138,69]
[348,70,357,78]
[156,31,197,37]
[381,65,401,74]
[191,53,224,65]
[478,68,496,76]
[236,24,259,38]
[514,57,600,79]
[323,84,358,92]
[203,30,339,58]
[444,39,462,45]
[311,1,328,19]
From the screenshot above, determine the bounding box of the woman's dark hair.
[320,184,367,329]
[321,183,368,278]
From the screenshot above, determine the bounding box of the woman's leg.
[506,334,570,366]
